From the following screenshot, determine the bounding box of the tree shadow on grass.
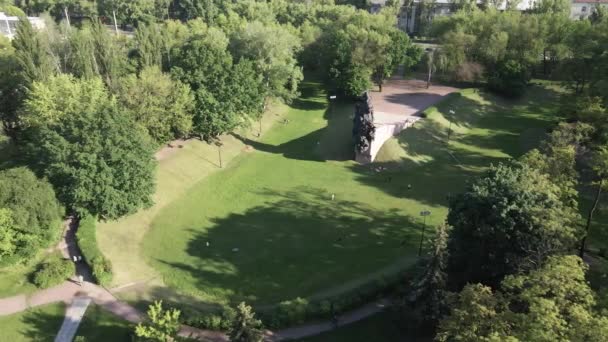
[231,99,354,162]
[153,187,425,307]
[19,305,66,341]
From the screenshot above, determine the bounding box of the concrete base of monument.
[354,77,459,164]
[355,115,421,164]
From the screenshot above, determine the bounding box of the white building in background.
[0,12,45,40]
[570,0,608,19]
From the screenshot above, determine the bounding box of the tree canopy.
[0,167,63,265]
[23,75,156,219]
[437,256,608,342]
[446,162,580,288]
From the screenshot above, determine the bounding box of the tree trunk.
[64,6,71,27]
[580,179,603,257]
[426,66,432,89]
[112,10,119,35]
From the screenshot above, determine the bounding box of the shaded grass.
[75,305,133,341]
[97,101,291,287]
[138,81,559,307]
[0,303,65,341]
[295,310,430,342]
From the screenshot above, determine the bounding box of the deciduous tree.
[446,162,580,288]
[23,75,156,219]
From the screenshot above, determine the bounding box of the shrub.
[182,306,235,331]
[33,254,74,288]
[487,59,529,98]
[76,214,113,286]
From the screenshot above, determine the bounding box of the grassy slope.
[137,81,558,307]
[0,303,65,341]
[97,102,290,287]
[75,305,133,341]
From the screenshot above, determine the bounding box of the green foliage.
[437,256,608,342]
[12,18,56,85]
[171,30,265,140]
[229,302,263,342]
[116,66,194,144]
[32,253,74,288]
[230,21,303,102]
[487,59,529,98]
[76,214,113,286]
[447,162,581,288]
[64,21,131,86]
[0,35,22,137]
[1,4,26,16]
[407,224,450,329]
[0,167,63,265]
[23,75,156,219]
[135,301,181,341]
[0,208,16,260]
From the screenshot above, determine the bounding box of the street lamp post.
[418,210,431,256]
[447,110,455,143]
[215,140,223,168]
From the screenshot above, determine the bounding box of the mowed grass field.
[132,80,560,307]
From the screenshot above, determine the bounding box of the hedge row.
[32,252,74,288]
[182,270,408,331]
[76,214,113,286]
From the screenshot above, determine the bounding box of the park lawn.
[0,261,39,297]
[0,303,65,341]
[138,81,559,307]
[97,101,290,287]
[75,305,133,341]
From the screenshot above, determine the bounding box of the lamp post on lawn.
[418,210,431,256]
[447,110,455,143]
[215,140,223,168]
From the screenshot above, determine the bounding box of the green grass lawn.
[75,305,133,341]
[132,80,559,308]
[0,261,40,298]
[0,303,65,341]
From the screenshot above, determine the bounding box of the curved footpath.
[0,218,392,341]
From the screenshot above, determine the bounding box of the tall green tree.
[135,301,181,341]
[229,302,264,342]
[446,162,580,288]
[437,256,608,342]
[0,208,16,260]
[580,146,608,257]
[116,66,194,144]
[12,18,56,85]
[172,30,264,141]
[23,75,156,219]
[0,167,63,265]
[230,21,303,103]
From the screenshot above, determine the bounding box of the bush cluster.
[32,253,74,288]
[183,271,405,331]
[76,214,113,286]
[182,306,236,331]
